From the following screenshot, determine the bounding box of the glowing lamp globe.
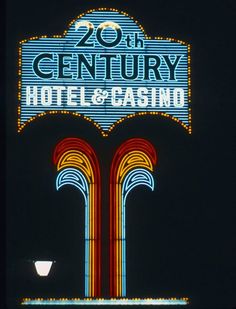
[34,261,53,276]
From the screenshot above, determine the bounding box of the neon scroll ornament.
[18,8,191,136]
[53,138,101,297]
[109,138,157,297]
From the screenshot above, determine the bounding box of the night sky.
[6,1,236,309]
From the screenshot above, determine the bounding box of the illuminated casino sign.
[18,8,191,136]
[18,8,191,306]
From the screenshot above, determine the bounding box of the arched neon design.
[56,168,91,296]
[109,138,157,297]
[121,168,154,296]
[56,168,89,198]
[53,138,101,297]
[117,151,153,182]
[57,150,94,181]
[122,168,154,205]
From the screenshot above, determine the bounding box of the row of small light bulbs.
[22,297,189,301]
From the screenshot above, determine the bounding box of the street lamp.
[34,261,54,277]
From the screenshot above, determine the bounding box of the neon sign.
[18,8,191,136]
[109,138,157,297]
[17,7,191,306]
[21,137,189,305]
[53,138,101,297]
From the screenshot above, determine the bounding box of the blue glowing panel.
[19,9,191,134]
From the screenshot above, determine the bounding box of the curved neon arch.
[123,168,154,205]
[56,168,91,296]
[56,167,89,198]
[53,138,101,297]
[121,168,154,296]
[109,138,157,297]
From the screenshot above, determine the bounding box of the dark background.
[6,0,236,308]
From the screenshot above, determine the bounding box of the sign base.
[21,297,189,306]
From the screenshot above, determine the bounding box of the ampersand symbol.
[92,88,109,105]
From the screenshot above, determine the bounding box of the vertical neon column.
[109,138,157,297]
[53,138,101,297]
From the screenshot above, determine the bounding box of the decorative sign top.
[18,8,191,136]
